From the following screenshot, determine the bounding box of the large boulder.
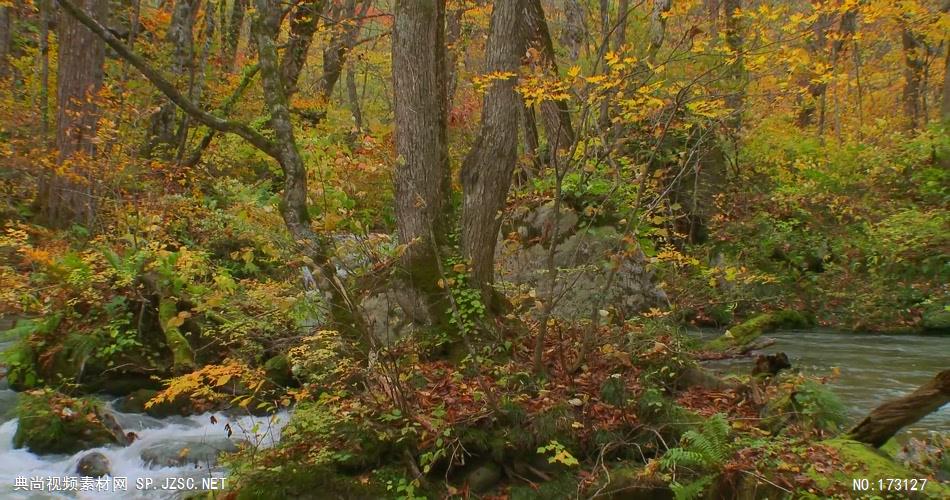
[13,390,129,455]
[497,202,668,320]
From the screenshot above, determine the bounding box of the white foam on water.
[0,406,289,499]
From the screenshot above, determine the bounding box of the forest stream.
[1,331,947,498]
[699,330,950,435]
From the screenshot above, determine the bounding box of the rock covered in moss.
[921,304,950,333]
[263,354,296,387]
[13,390,129,455]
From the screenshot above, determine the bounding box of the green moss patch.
[13,390,127,455]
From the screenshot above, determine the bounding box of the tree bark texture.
[320,0,371,99]
[392,0,451,325]
[943,2,950,124]
[524,0,574,153]
[647,0,672,63]
[39,0,51,141]
[0,6,11,79]
[722,0,744,128]
[902,27,925,129]
[445,5,463,112]
[849,369,950,447]
[40,0,106,228]
[460,0,527,311]
[560,0,585,62]
[224,0,247,71]
[280,0,325,97]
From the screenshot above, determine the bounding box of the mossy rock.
[116,389,197,418]
[263,354,296,387]
[14,390,128,455]
[921,305,950,333]
[707,310,814,351]
[815,439,950,499]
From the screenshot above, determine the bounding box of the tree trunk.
[942,1,950,124]
[40,0,106,228]
[224,0,247,71]
[902,27,925,130]
[613,0,629,50]
[560,0,585,62]
[524,0,574,154]
[705,0,719,39]
[795,8,833,128]
[461,0,527,312]
[722,0,744,130]
[0,5,11,79]
[392,0,451,326]
[176,0,217,163]
[346,63,362,133]
[647,0,672,63]
[445,5,463,112]
[849,370,950,447]
[942,41,950,124]
[144,0,197,157]
[320,0,371,99]
[39,0,51,142]
[251,0,367,339]
[280,0,325,97]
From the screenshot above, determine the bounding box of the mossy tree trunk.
[391,0,452,327]
[157,296,196,372]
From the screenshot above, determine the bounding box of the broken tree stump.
[848,369,950,447]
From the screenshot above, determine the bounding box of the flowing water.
[699,329,950,436]
[0,340,289,499]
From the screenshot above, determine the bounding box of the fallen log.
[848,369,950,447]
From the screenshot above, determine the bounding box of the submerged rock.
[13,390,129,455]
[140,437,239,468]
[76,452,111,478]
